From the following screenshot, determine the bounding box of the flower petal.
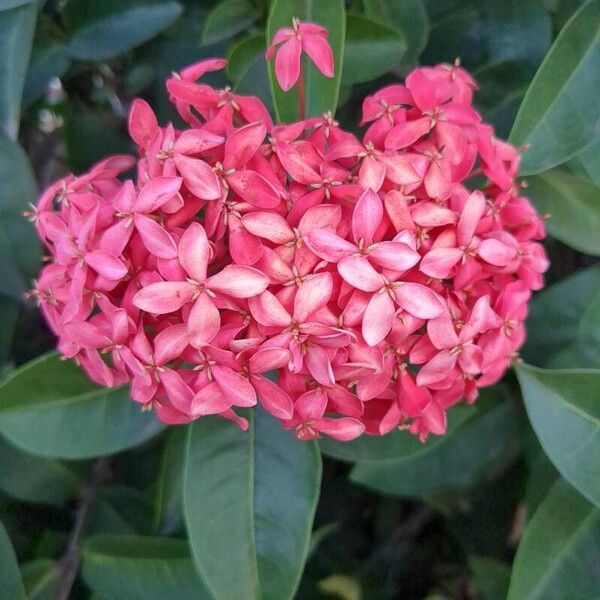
[304,228,355,263]
[187,293,220,347]
[352,188,383,245]
[248,291,291,327]
[302,33,334,77]
[275,37,302,91]
[212,366,257,408]
[293,272,333,322]
[338,255,383,292]
[253,375,293,420]
[134,214,178,259]
[136,177,183,213]
[174,155,221,200]
[369,241,420,272]
[84,251,128,280]
[207,265,269,298]
[394,283,444,319]
[133,281,194,314]
[362,291,396,346]
[178,222,210,282]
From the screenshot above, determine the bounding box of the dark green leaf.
[0,520,27,600]
[21,559,59,600]
[469,556,511,600]
[22,15,71,108]
[525,170,600,255]
[482,0,551,69]
[0,435,81,504]
[267,0,346,122]
[363,0,428,65]
[507,479,600,600]
[202,0,260,44]
[227,33,272,109]
[510,0,600,174]
[0,352,164,459]
[184,408,321,600]
[64,0,184,61]
[568,137,600,185]
[0,131,40,301]
[82,535,211,600]
[522,265,600,366]
[342,15,405,85]
[515,364,600,508]
[0,0,36,139]
[0,298,18,364]
[350,388,521,497]
[319,404,471,462]
[153,426,187,534]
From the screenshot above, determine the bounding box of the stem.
[54,457,111,600]
[296,62,306,121]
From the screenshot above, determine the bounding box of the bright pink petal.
[338,255,383,292]
[224,122,267,170]
[212,366,257,408]
[305,345,335,387]
[192,382,231,416]
[242,211,293,244]
[304,228,355,263]
[84,251,128,280]
[187,293,220,348]
[362,291,396,346]
[352,189,383,244]
[457,190,485,246]
[174,155,221,200]
[478,238,518,266]
[248,291,291,327]
[226,171,281,208]
[253,376,294,420]
[128,99,158,148]
[207,265,269,298]
[316,417,365,441]
[427,312,459,349]
[295,388,327,420]
[136,177,183,213]
[154,324,189,365]
[173,129,224,155]
[178,222,210,282]
[134,214,178,259]
[369,241,420,272]
[385,117,431,150]
[416,350,457,386]
[293,272,333,322]
[133,281,194,314]
[275,37,302,91]
[394,283,444,319]
[302,34,334,77]
[249,348,291,373]
[419,247,463,278]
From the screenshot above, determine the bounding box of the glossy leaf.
[469,556,511,600]
[510,0,600,174]
[525,169,600,255]
[0,520,27,600]
[64,0,184,61]
[507,479,600,600]
[0,0,36,139]
[0,352,164,459]
[350,392,519,496]
[569,137,600,185]
[184,408,322,600]
[82,535,211,600]
[515,364,600,508]
[202,0,259,44]
[319,404,471,462]
[522,265,600,367]
[0,434,81,505]
[350,389,521,497]
[342,14,406,85]
[482,0,551,69]
[0,130,40,301]
[577,289,600,366]
[363,0,428,65]
[153,426,187,534]
[267,0,346,122]
[227,34,272,108]
[21,559,59,600]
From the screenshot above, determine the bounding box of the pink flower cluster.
[30,35,548,442]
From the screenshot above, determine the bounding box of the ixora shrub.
[0,0,599,599]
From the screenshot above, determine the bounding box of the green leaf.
[64,0,184,61]
[319,404,471,462]
[82,535,211,600]
[363,0,428,65]
[0,297,18,365]
[184,408,322,600]
[342,14,405,85]
[507,479,600,600]
[267,0,346,122]
[522,265,600,367]
[525,169,600,255]
[509,0,600,174]
[202,0,259,45]
[22,15,71,108]
[350,389,521,497]
[0,131,40,301]
[469,556,511,600]
[153,426,187,534]
[0,352,164,459]
[482,0,551,69]
[515,364,600,509]
[21,559,59,600]
[577,288,600,365]
[0,434,81,504]
[568,137,600,185]
[0,520,27,600]
[0,0,36,139]
[227,33,272,109]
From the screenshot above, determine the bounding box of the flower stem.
[297,62,306,121]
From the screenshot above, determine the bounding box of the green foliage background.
[0,0,598,598]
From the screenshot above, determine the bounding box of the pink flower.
[266,19,334,91]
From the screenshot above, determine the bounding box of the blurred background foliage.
[0,0,598,599]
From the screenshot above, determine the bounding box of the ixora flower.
[29,23,548,443]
